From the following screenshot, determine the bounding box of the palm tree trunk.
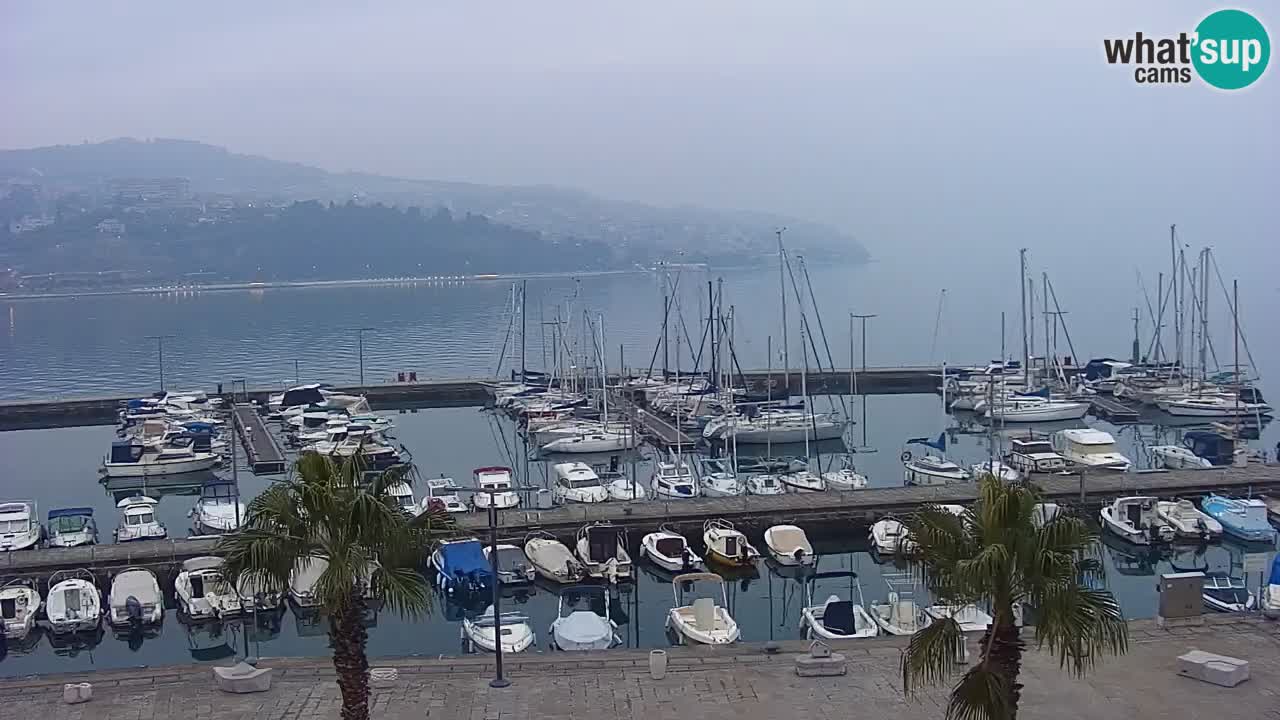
[330,590,371,720]
[986,618,1024,719]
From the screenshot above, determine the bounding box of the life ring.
[900,450,912,463]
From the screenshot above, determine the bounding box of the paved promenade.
[1,617,1277,719]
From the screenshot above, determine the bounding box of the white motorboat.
[799,571,878,640]
[1158,394,1272,418]
[288,556,376,609]
[234,572,285,615]
[103,439,219,478]
[651,458,699,499]
[1004,437,1068,474]
[175,556,239,620]
[191,479,246,534]
[697,457,743,497]
[462,606,535,653]
[665,573,740,645]
[541,428,636,454]
[702,519,760,567]
[903,455,971,486]
[114,496,167,542]
[823,457,868,491]
[419,476,469,514]
[780,466,826,493]
[0,579,42,640]
[483,543,536,585]
[1100,496,1174,545]
[1150,445,1213,470]
[1052,429,1131,471]
[744,472,787,496]
[42,569,101,634]
[574,523,632,583]
[763,524,815,567]
[552,462,609,504]
[603,472,648,501]
[869,517,913,554]
[45,507,98,548]
[970,460,1021,483]
[1202,573,1255,613]
[0,502,43,551]
[1031,503,1062,527]
[472,466,520,510]
[925,604,994,631]
[1155,499,1223,540]
[270,383,368,415]
[869,580,932,636]
[640,525,704,573]
[549,585,619,651]
[985,397,1090,422]
[386,482,417,515]
[524,532,586,584]
[106,568,163,627]
[707,411,844,444]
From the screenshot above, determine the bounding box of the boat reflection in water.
[185,620,238,662]
[1100,530,1168,576]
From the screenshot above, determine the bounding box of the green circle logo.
[1193,9,1270,89]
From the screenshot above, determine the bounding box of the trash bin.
[534,488,553,510]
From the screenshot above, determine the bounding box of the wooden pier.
[610,391,694,448]
[232,404,287,474]
[1090,396,1141,423]
[4,466,1277,581]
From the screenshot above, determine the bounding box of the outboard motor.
[125,595,143,628]
[681,547,696,571]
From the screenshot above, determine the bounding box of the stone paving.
[2,617,1278,720]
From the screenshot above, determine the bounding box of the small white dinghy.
[799,571,878,640]
[462,605,535,653]
[175,556,240,620]
[523,532,586,584]
[869,576,932,636]
[763,524,815,567]
[1156,499,1223,541]
[869,517,914,554]
[0,579,42,641]
[665,573,740,645]
[640,525,704,573]
[925,604,994,632]
[43,569,102,634]
[549,585,619,651]
[107,568,163,627]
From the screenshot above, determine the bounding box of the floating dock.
[610,391,694,448]
[232,404,287,474]
[4,466,1277,582]
[1090,396,1141,423]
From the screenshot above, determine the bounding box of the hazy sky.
[2,2,1276,263]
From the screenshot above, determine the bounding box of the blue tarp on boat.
[436,540,493,595]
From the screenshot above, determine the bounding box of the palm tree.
[219,453,454,720]
[897,475,1127,720]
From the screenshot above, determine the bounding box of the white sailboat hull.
[986,402,1089,422]
[727,422,844,444]
[102,454,218,477]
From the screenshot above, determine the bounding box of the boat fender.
[901,451,912,463]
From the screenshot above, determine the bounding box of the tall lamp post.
[145,334,176,392]
[467,486,511,688]
[355,327,374,385]
[851,314,876,451]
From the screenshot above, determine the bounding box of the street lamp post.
[851,314,876,450]
[356,327,374,385]
[466,486,511,688]
[145,334,176,392]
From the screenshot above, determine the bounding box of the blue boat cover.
[1014,387,1051,399]
[183,422,216,433]
[1270,556,1280,587]
[48,507,93,519]
[439,540,491,578]
[127,399,147,408]
[907,432,947,452]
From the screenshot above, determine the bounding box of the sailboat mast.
[599,314,608,422]
[1019,248,1029,381]
[520,279,527,378]
[1170,224,1179,369]
[1200,248,1209,385]
[766,335,773,458]
[1233,279,1240,414]
[778,228,789,392]
[1042,272,1050,383]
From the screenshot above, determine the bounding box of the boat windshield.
[0,519,30,533]
[1080,442,1120,454]
[50,515,88,533]
[126,512,155,526]
[567,478,601,489]
[1015,441,1054,454]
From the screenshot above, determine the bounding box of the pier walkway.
[0,616,1275,720]
[3,466,1277,581]
[233,404,287,474]
[1090,395,1141,423]
[611,392,694,448]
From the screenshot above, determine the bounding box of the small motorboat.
[574,523,632,583]
[288,557,375,610]
[780,465,827,493]
[869,517,913,554]
[175,556,239,620]
[1202,572,1255,613]
[0,579,42,641]
[969,460,1021,483]
[1100,496,1174,544]
[822,456,868,491]
[419,476,469,514]
[462,605,535,653]
[102,438,219,478]
[0,501,43,551]
[1261,556,1280,620]
[45,507,98,548]
[42,569,102,634]
[763,524,815,567]
[1200,495,1277,543]
[549,585,619,651]
[431,539,495,596]
[483,543,536,585]
[869,577,931,636]
[386,482,417,515]
[744,472,787,496]
[903,455,971,486]
[524,532,586,584]
[1052,429,1131,471]
[665,573,740,645]
[1150,445,1213,470]
[191,478,246,535]
[702,519,760,567]
[603,472,648,501]
[697,457,743,497]
[1004,436,1068,475]
[925,604,994,631]
[651,458,699,499]
[552,462,609,504]
[799,571,878,640]
[1155,499,1223,541]
[640,525,704,573]
[472,466,520,510]
[114,496,166,542]
[107,568,163,628]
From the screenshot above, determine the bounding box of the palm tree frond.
[1034,586,1128,676]
[901,617,966,693]
[945,664,1013,720]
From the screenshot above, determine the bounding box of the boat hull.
[728,423,844,444]
[102,456,218,477]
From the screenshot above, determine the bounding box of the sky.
[2,2,1276,268]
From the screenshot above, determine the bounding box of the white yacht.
[903,455,971,486]
[0,580,42,641]
[640,526,704,573]
[549,585,620,651]
[1158,394,1272,418]
[697,457,743,497]
[651,458,699,499]
[665,573,740,645]
[799,571,878,640]
[114,496,166,542]
[574,523,632,583]
[1100,496,1174,544]
[45,507,98,548]
[103,439,219,478]
[1004,437,1068,475]
[0,502,43,552]
[106,568,163,628]
[763,524,815,566]
[472,466,520,510]
[1052,429,1131,471]
[175,556,240,620]
[191,479,246,535]
[42,569,102,634]
[419,476,469,514]
[552,462,609,504]
[1155,499,1223,540]
[462,606,535,653]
